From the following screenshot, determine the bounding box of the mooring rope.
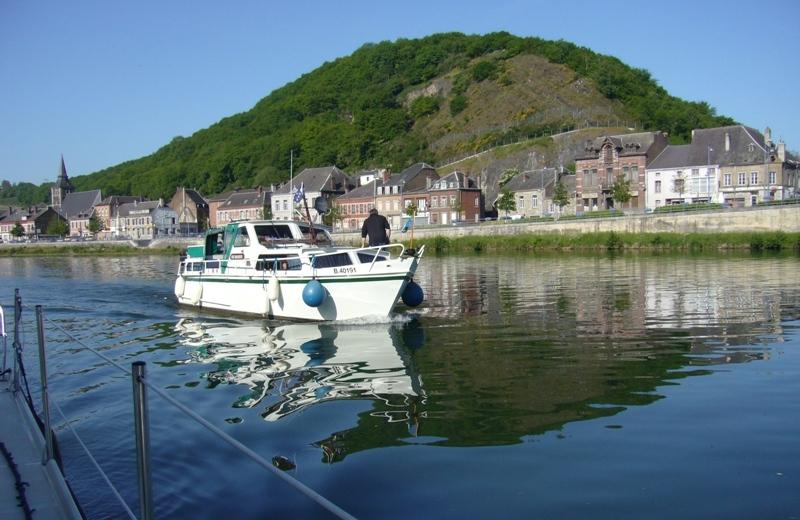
[0,442,35,520]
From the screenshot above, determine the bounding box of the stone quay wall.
[334,205,800,244]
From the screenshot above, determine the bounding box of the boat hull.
[176,270,416,321]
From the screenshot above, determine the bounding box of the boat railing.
[352,244,406,272]
[0,303,7,382]
[7,289,356,520]
[180,242,414,276]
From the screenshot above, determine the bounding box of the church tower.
[51,155,74,213]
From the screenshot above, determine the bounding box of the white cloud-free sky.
[2,0,797,185]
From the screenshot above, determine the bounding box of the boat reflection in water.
[176,317,426,439]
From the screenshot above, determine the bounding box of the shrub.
[409,96,440,119]
[472,60,499,82]
[449,95,468,116]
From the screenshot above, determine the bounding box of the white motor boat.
[174,220,425,321]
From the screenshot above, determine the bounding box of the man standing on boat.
[361,208,391,247]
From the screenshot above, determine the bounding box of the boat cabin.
[184,220,335,265]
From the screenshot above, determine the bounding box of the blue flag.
[292,183,304,204]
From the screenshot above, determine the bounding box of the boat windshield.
[298,225,332,245]
[254,224,295,245]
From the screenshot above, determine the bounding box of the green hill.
[61,32,733,200]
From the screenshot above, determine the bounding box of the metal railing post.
[12,288,21,393]
[0,303,7,381]
[35,305,54,463]
[132,361,153,520]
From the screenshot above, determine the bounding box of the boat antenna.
[301,191,317,245]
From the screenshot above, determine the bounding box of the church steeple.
[51,154,75,212]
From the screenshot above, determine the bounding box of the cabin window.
[254,224,294,244]
[234,228,250,247]
[314,253,352,268]
[357,252,387,263]
[256,255,301,271]
[298,225,332,245]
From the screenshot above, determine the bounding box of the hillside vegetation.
[5,32,734,203]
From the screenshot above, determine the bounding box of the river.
[1,253,799,519]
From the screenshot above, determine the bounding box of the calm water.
[2,253,799,519]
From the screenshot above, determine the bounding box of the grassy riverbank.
[407,231,800,254]
[2,231,799,257]
[0,243,182,257]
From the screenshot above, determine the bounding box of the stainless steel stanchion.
[35,305,54,463]
[132,361,153,520]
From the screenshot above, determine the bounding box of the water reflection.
[167,254,800,460]
[176,318,426,425]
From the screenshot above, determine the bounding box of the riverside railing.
[9,289,356,520]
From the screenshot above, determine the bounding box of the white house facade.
[646,150,720,210]
[118,200,179,239]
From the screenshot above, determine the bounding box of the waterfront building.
[645,143,720,209]
[427,171,482,225]
[497,169,577,219]
[207,191,234,228]
[94,195,146,238]
[271,166,352,223]
[216,187,271,225]
[61,189,102,237]
[575,131,668,212]
[0,206,65,241]
[696,126,797,207]
[169,187,209,233]
[500,168,556,219]
[117,199,179,239]
[378,163,438,230]
[645,125,799,210]
[336,180,378,232]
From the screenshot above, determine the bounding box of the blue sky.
[1,0,798,186]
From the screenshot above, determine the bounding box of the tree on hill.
[55,32,733,200]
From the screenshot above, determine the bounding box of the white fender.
[174,276,186,298]
[268,275,280,301]
[190,282,203,305]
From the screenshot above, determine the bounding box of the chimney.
[724,132,730,152]
[381,168,391,183]
[764,127,772,147]
[778,142,786,162]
